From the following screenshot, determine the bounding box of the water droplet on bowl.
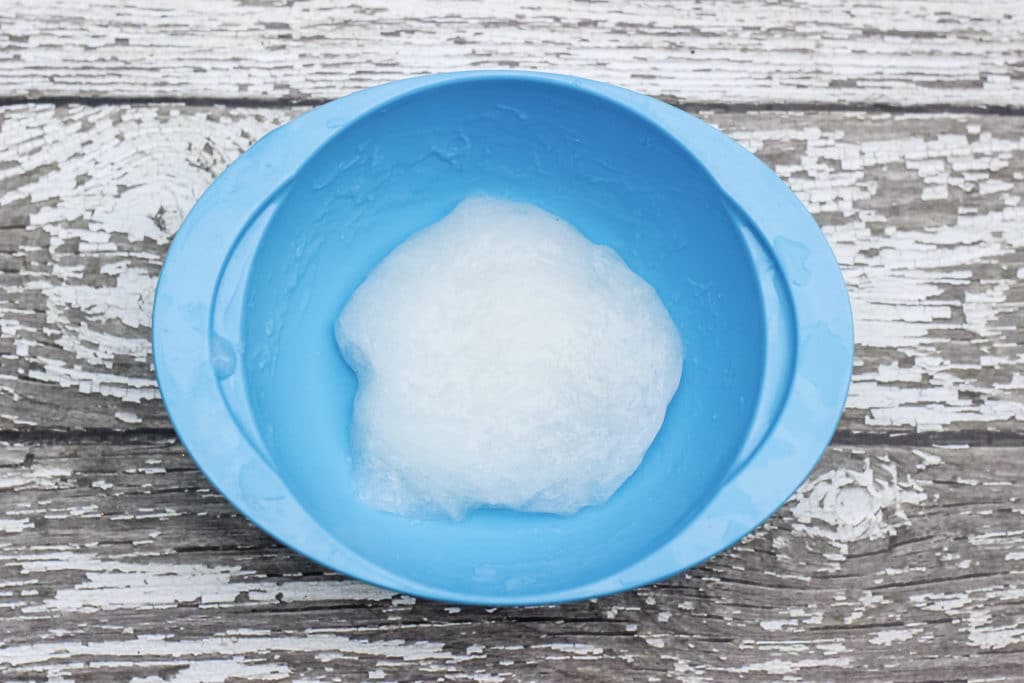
[472,566,498,582]
[254,344,270,370]
[210,334,237,380]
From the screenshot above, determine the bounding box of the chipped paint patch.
[1,633,449,668]
[129,659,291,683]
[869,628,919,646]
[790,459,926,552]
[0,517,33,534]
[8,552,396,616]
[0,105,286,423]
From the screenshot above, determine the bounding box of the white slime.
[335,197,683,518]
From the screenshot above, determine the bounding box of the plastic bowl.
[153,71,853,605]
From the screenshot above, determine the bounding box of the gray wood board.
[2,1,1022,109]
[2,104,1022,434]
[0,437,1021,680]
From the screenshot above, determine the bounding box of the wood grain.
[2,104,1022,434]
[1,437,1021,680]
[1,1,1022,109]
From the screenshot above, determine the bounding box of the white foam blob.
[335,197,683,518]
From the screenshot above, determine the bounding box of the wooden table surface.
[2,2,1022,680]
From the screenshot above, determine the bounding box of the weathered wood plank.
[2,104,1022,433]
[1,0,1022,108]
[1,438,1021,680]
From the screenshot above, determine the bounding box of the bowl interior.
[239,79,767,596]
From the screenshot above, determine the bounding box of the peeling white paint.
[0,105,284,419]
[37,265,157,331]
[537,643,604,657]
[869,628,919,646]
[731,119,1024,431]
[0,465,73,491]
[7,552,395,616]
[0,517,33,534]
[114,410,143,424]
[129,659,291,683]
[967,620,1024,651]
[738,656,852,675]
[790,459,927,556]
[0,633,449,668]
[911,587,1024,653]
[969,530,1024,548]
[911,449,943,469]
[4,1,1022,107]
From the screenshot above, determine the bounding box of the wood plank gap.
[2,95,1024,117]
[1,427,1021,448]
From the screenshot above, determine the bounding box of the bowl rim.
[152,70,854,605]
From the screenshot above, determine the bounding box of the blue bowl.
[153,71,853,605]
